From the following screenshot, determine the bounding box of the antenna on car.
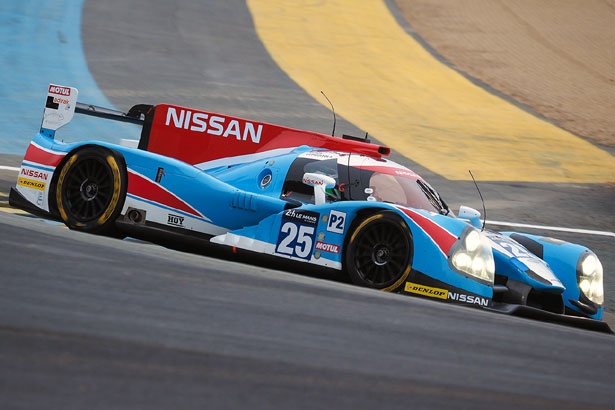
[469,170,486,231]
[320,91,336,137]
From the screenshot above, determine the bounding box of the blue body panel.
[500,232,603,320]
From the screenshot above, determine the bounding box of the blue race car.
[10,85,609,332]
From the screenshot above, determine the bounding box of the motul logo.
[315,241,339,254]
[48,85,71,96]
[165,107,263,144]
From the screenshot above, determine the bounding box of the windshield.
[364,172,443,212]
[347,155,449,214]
[281,151,448,213]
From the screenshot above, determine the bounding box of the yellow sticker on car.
[17,177,46,191]
[404,282,448,299]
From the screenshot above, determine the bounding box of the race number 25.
[276,222,316,259]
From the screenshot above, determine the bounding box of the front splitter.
[485,302,613,334]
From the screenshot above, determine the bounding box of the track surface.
[0,0,614,408]
[0,0,137,155]
[1,212,613,409]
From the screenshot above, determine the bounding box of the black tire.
[345,211,413,291]
[55,147,127,235]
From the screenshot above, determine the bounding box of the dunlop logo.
[404,282,448,300]
[17,177,46,191]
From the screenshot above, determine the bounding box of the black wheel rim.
[64,157,113,222]
[353,220,410,287]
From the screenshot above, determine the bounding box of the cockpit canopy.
[281,151,449,214]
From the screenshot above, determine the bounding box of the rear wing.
[42,84,390,167]
[41,84,149,139]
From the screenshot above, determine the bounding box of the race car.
[9,84,609,332]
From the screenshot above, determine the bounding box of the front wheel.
[345,211,413,291]
[55,147,127,234]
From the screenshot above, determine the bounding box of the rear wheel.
[55,147,127,235]
[345,211,413,291]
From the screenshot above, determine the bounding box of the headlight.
[577,252,603,305]
[448,227,495,284]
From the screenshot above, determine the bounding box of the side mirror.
[458,205,482,228]
[302,173,336,205]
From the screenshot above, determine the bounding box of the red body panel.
[145,104,389,166]
[24,142,65,167]
[126,169,204,218]
[398,207,457,256]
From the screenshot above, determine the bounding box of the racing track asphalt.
[0,0,613,408]
[0,211,613,409]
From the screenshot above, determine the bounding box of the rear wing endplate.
[40,83,149,139]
